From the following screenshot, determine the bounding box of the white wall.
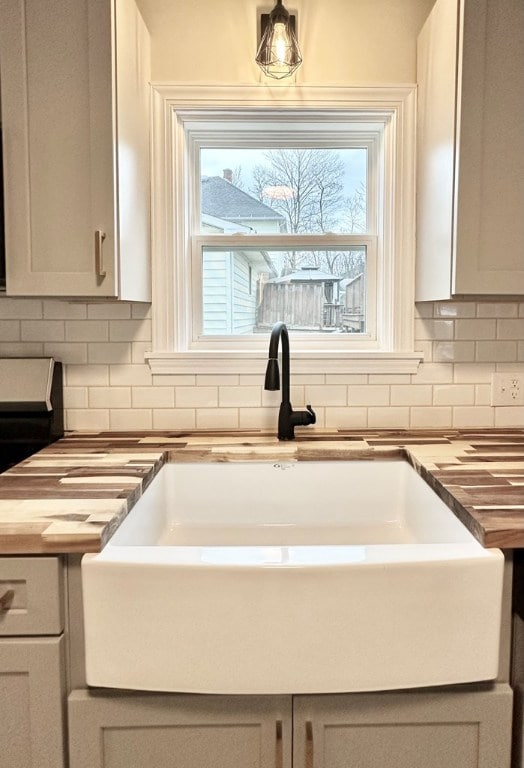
[136,0,435,84]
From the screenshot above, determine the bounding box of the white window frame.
[147,84,422,375]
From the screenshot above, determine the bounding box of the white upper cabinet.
[0,0,151,299]
[416,0,524,300]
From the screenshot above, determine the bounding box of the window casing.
[148,85,421,375]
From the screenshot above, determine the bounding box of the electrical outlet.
[491,373,524,406]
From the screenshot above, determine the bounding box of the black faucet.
[264,321,316,440]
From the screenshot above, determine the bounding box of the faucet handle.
[305,405,316,424]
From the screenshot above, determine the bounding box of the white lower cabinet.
[69,691,292,768]
[68,684,512,768]
[0,557,66,768]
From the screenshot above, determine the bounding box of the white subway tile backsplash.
[109,319,152,342]
[454,319,496,340]
[65,320,108,342]
[415,318,454,341]
[0,298,42,319]
[434,302,476,318]
[131,341,152,364]
[453,406,494,428]
[199,374,240,386]
[409,406,452,429]
[475,384,492,405]
[0,321,20,341]
[305,385,347,406]
[89,387,132,409]
[66,364,109,386]
[44,342,88,365]
[66,409,110,431]
[196,408,239,429]
[368,407,410,428]
[413,363,453,384]
[433,384,475,406]
[63,387,88,408]
[131,303,152,320]
[434,341,475,363]
[110,409,152,431]
[88,342,131,365]
[453,362,495,383]
[476,340,517,362]
[1,298,523,430]
[219,386,261,407]
[325,407,367,429]
[44,301,87,320]
[495,407,524,428]
[132,386,174,409]
[152,374,196,386]
[177,386,218,408]
[21,320,64,342]
[368,374,411,384]
[414,302,433,318]
[478,302,518,318]
[0,342,43,356]
[390,385,432,406]
[348,385,389,406]
[87,303,131,320]
[152,409,196,430]
[109,364,152,386]
[497,319,524,339]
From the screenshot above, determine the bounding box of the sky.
[200,147,367,201]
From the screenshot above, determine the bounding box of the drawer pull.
[275,719,283,768]
[95,230,107,279]
[0,589,14,612]
[305,720,313,768]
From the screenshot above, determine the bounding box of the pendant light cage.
[255,0,302,80]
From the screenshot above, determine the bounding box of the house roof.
[272,266,342,283]
[201,176,285,225]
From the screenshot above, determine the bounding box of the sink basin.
[82,460,503,694]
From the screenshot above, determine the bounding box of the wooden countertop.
[1,429,524,554]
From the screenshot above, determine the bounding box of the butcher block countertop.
[1,429,524,554]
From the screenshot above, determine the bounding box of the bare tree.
[343,181,367,233]
[252,149,344,235]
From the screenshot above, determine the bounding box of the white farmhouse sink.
[82,460,503,695]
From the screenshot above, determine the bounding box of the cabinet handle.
[95,230,107,279]
[305,720,314,768]
[275,719,283,768]
[0,589,14,612]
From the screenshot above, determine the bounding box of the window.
[148,85,421,374]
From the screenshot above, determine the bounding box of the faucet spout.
[264,321,316,440]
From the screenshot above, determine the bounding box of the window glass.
[200,148,367,235]
[201,246,367,336]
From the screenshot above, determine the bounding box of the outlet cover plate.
[491,373,524,406]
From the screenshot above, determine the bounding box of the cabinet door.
[0,636,66,768]
[69,689,292,768]
[0,0,117,296]
[293,685,512,768]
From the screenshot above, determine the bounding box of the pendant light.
[255,0,302,80]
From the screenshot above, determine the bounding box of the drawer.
[0,557,63,636]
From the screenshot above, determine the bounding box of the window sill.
[146,350,424,376]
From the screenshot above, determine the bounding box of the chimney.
[223,168,233,183]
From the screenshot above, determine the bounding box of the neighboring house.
[258,266,343,330]
[200,173,284,334]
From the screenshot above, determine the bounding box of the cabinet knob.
[95,230,107,279]
[0,589,14,612]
